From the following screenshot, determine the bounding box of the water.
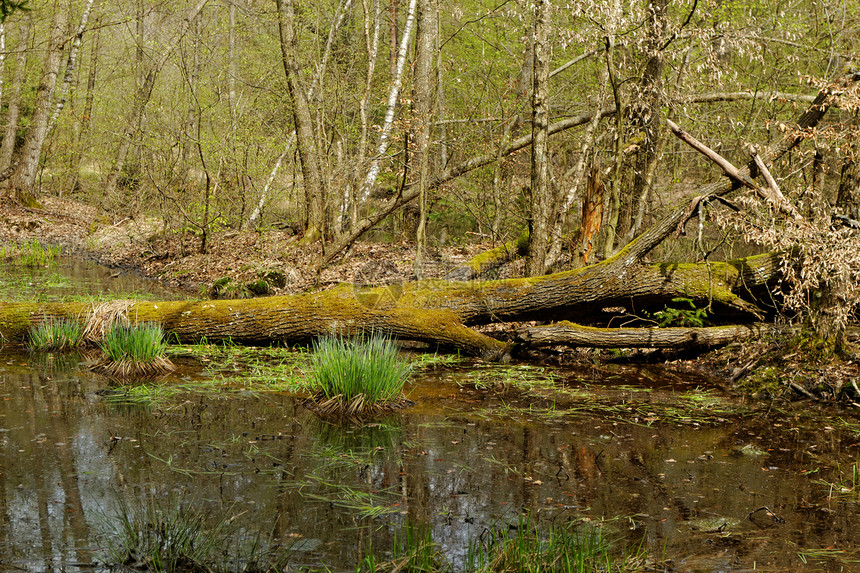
[0,254,175,301]
[1,258,860,571]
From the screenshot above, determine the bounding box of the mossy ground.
[703,329,860,403]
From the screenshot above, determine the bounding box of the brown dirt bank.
[0,195,485,294]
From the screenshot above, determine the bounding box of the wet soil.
[0,195,485,294]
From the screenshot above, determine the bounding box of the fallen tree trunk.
[0,252,781,358]
[518,321,774,349]
[519,323,860,350]
[444,229,529,281]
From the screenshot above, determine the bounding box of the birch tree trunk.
[48,0,97,132]
[358,0,417,206]
[353,0,382,229]
[5,1,67,207]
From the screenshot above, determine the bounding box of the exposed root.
[90,355,176,381]
[303,392,415,420]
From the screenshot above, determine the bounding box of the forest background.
[0,0,858,366]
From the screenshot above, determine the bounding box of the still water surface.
[1,257,860,572]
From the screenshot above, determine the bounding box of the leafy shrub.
[653,297,709,327]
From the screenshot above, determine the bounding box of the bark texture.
[6,2,66,206]
[518,322,772,349]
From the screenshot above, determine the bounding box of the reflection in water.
[0,351,859,571]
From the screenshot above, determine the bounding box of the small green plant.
[27,317,83,350]
[1,240,60,266]
[467,515,642,572]
[653,297,709,327]
[360,523,445,572]
[102,494,227,571]
[94,322,175,378]
[99,493,297,573]
[306,333,412,417]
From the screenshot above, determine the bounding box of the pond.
[2,255,860,572]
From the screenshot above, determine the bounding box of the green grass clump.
[306,333,412,418]
[356,517,646,572]
[27,318,83,350]
[100,494,295,573]
[94,322,175,378]
[103,495,228,572]
[467,516,644,573]
[0,240,61,266]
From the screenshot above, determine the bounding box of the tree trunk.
[622,0,667,243]
[0,13,27,172]
[0,251,782,358]
[5,2,66,207]
[578,163,604,265]
[445,228,530,281]
[70,15,100,192]
[357,0,417,207]
[275,0,326,243]
[602,28,624,260]
[526,0,551,276]
[103,0,208,199]
[412,0,435,278]
[518,321,773,349]
[48,0,97,132]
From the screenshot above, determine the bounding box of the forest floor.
[0,195,488,295]
[2,194,858,404]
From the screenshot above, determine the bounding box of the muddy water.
[0,255,175,301]
[2,261,860,571]
[1,356,860,572]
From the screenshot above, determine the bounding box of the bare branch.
[666,118,758,189]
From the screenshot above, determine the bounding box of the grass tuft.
[93,322,175,379]
[467,515,644,573]
[27,317,84,350]
[99,493,296,573]
[0,240,61,266]
[305,333,412,418]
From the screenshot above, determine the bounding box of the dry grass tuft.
[82,300,134,343]
[304,393,414,420]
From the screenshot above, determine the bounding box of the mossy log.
[518,321,773,349]
[0,252,781,359]
[445,229,530,281]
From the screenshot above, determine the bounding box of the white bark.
[48,0,98,132]
[248,140,293,228]
[0,23,6,107]
[358,0,418,205]
[348,0,382,229]
[308,0,354,101]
